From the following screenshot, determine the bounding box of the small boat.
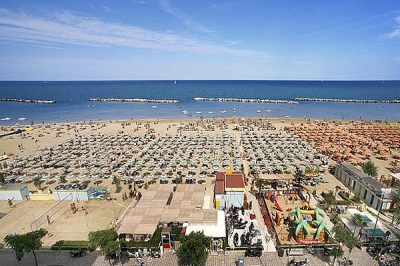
[151,105,157,108]
[182,110,189,115]
[18,117,27,121]
[208,111,214,114]
[220,109,226,114]
[1,117,11,121]
[196,111,202,114]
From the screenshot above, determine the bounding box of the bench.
[286,248,304,256]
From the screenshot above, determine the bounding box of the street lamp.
[112,198,116,220]
[84,211,89,232]
[372,189,387,240]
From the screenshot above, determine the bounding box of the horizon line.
[0,79,399,82]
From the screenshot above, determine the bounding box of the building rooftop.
[225,174,245,189]
[0,183,27,191]
[214,179,225,194]
[216,172,225,181]
[118,184,218,236]
[340,163,389,197]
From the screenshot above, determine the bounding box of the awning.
[363,228,386,238]
[390,172,400,181]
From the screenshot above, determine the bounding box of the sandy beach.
[0,116,399,247]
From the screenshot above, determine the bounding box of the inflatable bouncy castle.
[288,206,332,244]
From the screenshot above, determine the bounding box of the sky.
[0,0,400,81]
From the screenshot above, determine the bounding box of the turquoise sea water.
[0,80,399,124]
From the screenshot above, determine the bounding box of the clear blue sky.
[0,0,400,80]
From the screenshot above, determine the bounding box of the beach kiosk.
[0,183,29,200]
[161,227,172,249]
[214,172,225,210]
[225,173,245,208]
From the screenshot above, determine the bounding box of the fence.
[30,193,73,231]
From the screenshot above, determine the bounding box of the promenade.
[0,247,383,266]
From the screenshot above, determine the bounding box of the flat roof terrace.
[118,184,218,236]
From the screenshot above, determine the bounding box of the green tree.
[361,161,378,178]
[329,246,343,266]
[390,207,400,226]
[112,176,121,193]
[0,172,5,183]
[331,226,359,265]
[255,178,264,195]
[175,176,183,184]
[391,183,400,208]
[294,169,305,184]
[88,228,119,265]
[330,213,341,225]
[352,213,364,237]
[4,228,47,266]
[324,190,336,211]
[59,175,66,184]
[390,183,400,225]
[177,231,211,266]
[32,176,42,190]
[352,195,361,204]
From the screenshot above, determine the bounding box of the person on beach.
[7,197,14,208]
[47,215,51,224]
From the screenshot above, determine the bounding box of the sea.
[0,80,399,125]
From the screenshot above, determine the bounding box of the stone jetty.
[0,98,56,104]
[193,97,298,104]
[294,97,400,103]
[89,98,179,103]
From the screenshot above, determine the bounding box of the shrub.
[352,195,362,204]
[51,240,89,250]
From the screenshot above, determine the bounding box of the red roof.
[214,180,225,194]
[216,172,225,181]
[225,174,245,189]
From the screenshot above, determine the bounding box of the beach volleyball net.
[30,193,73,231]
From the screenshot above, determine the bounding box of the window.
[363,189,367,200]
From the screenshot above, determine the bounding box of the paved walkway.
[0,247,384,266]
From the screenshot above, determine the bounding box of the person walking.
[7,197,14,208]
[47,215,51,224]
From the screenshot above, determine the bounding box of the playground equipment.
[288,206,332,244]
[304,165,320,178]
[267,193,283,212]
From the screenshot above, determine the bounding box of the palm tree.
[352,213,364,237]
[324,190,336,212]
[255,178,264,195]
[294,169,305,185]
[32,177,42,190]
[59,175,66,184]
[0,172,5,183]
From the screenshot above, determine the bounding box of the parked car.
[244,246,262,257]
